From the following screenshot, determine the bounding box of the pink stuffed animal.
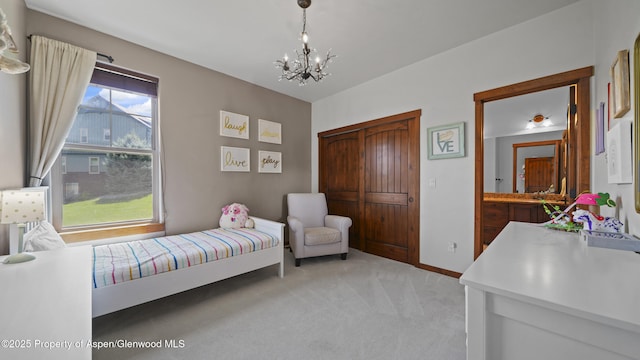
[219,203,251,229]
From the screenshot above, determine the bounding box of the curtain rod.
[27,35,114,63]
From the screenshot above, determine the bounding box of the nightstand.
[0,246,92,360]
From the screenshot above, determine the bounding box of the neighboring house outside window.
[53,63,160,232]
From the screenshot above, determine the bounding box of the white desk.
[460,222,640,360]
[0,246,92,360]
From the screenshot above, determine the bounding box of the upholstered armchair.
[286,193,352,266]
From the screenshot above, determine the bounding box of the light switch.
[428,178,436,188]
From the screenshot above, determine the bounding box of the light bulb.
[283,54,289,62]
[302,32,309,43]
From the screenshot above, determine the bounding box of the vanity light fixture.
[526,114,552,129]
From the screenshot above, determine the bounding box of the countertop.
[460,222,640,333]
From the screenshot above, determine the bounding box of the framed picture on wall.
[220,146,250,172]
[633,34,640,212]
[220,110,249,139]
[610,49,630,118]
[258,151,282,173]
[427,122,465,159]
[258,119,282,144]
[607,119,632,184]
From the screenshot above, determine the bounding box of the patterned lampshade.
[0,189,46,225]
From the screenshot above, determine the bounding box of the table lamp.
[0,189,46,264]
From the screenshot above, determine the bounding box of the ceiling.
[24,0,580,103]
[485,86,570,139]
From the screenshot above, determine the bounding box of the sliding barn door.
[318,110,420,265]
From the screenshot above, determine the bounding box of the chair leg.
[295,258,301,267]
[341,253,347,260]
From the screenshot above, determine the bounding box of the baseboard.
[416,263,462,279]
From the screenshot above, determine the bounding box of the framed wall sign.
[595,102,605,155]
[607,119,632,184]
[258,151,282,173]
[258,119,282,144]
[610,49,630,118]
[220,146,250,172]
[220,110,249,139]
[427,122,465,159]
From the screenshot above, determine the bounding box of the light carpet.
[93,248,467,360]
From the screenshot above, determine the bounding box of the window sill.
[60,223,165,243]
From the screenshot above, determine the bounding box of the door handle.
[409,197,414,203]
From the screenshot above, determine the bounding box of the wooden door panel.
[524,157,554,193]
[365,122,409,194]
[364,203,408,262]
[364,120,410,262]
[320,131,361,249]
[324,133,360,193]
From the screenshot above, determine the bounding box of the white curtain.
[28,36,96,187]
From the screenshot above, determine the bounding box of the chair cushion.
[304,227,341,246]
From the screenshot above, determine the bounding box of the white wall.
[591,0,640,235]
[484,137,497,192]
[0,0,27,254]
[311,1,595,273]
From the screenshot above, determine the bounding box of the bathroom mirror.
[484,87,568,194]
[474,66,593,259]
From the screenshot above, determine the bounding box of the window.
[61,156,67,174]
[54,63,160,231]
[88,157,100,174]
[80,128,88,143]
[65,182,79,198]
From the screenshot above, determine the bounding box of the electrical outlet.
[447,241,457,253]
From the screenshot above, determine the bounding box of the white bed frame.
[11,216,285,318]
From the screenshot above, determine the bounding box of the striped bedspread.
[92,228,279,288]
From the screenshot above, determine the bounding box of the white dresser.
[460,222,640,360]
[0,246,92,360]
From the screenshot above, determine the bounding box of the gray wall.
[0,0,28,254]
[16,10,311,242]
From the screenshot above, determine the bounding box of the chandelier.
[275,0,335,85]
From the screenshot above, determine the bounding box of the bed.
[11,216,285,318]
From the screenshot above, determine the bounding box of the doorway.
[318,110,420,265]
[474,67,593,259]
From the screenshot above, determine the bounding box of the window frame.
[50,62,163,240]
[80,128,88,143]
[61,156,67,174]
[88,156,100,174]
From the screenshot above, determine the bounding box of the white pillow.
[23,221,66,252]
